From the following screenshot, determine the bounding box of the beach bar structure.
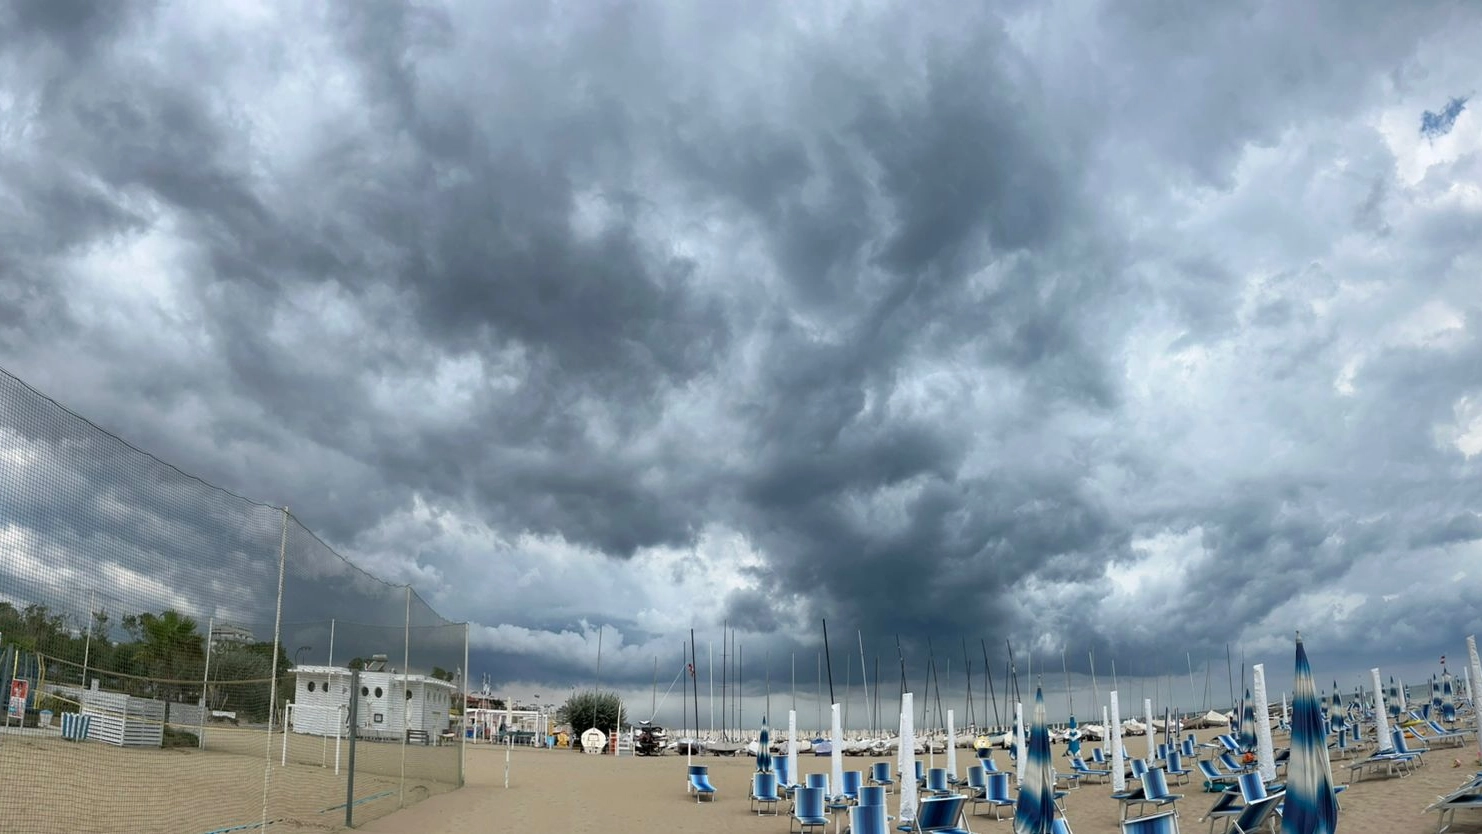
[289,662,457,743]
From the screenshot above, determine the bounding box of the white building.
[289,664,457,742]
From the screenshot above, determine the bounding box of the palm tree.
[135,611,204,701]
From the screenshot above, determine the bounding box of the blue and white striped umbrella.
[1282,634,1339,834]
[1240,689,1257,753]
[1442,672,1456,724]
[1013,686,1057,834]
[1431,675,1442,716]
[1067,713,1082,758]
[757,715,772,773]
[1391,677,1403,720]
[1329,683,1344,732]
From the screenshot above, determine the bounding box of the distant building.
[209,623,256,647]
[288,662,456,741]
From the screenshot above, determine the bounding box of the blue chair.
[925,767,952,797]
[1130,768,1182,818]
[850,803,890,834]
[960,765,985,797]
[912,794,968,833]
[807,773,829,793]
[1223,792,1281,833]
[791,787,828,833]
[687,764,716,802]
[970,771,1013,820]
[776,755,795,794]
[1165,751,1192,785]
[841,770,863,803]
[858,785,887,808]
[868,761,895,793]
[1070,756,1110,784]
[751,772,782,815]
[1130,758,1150,781]
[1120,810,1179,834]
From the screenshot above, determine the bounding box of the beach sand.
[358,729,1482,834]
[3,724,1476,832]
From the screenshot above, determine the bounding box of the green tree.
[556,690,626,736]
[430,666,455,682]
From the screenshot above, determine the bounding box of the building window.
[374,687,383,698]
[406,690,413,700]
[361,686,370,697]
[308,681,316,693]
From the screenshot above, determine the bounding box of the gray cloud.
[2,0,1482,718]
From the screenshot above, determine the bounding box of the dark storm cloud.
[1,0,1481,699]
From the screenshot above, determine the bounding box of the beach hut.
[289,664,457,743]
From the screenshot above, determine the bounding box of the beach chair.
[914,760,926,787]
[1130,758,1150,780]
[869,761,895,794]
[1126,768,1182,819]
[1164,751,1192,786]
[1216,734,1240,753]
[1113,782,1147,821]
[1196,759,1238,791]
[849,803,890,834]
[971,771,1014,819]
[858,785,888,809]
[1052,818,1074,834]
[1182,735,1197,759]
[1093,748,1109,767]
[959,765,985,798]
[752,772,783,815]
[925,767,952,797]
[791,787,829,834]
[1392,727,1428,763]
[981,755,1000,773]
[1216,752,1247,775]
[687,765,717,802]
[806,773,830,798]
[1121,810,1179,834]
[911,794,969,834]
[1070,756,1110,785]
[1424,772,1482,834]
[1396,726,1431,755]
[776,755,796,796]
[1222,793,1281,834]
[842,770,864,803]
[1424,720,1472,746]
[1199,788,1243,834]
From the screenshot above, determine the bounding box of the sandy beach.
[3,723,1477,832]
[359,728,1482,834]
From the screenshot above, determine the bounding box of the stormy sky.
[2,1,1481,726]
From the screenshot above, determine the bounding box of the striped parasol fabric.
[757,714,772,773]
[1281,634,1339,834]
[1329,688,1345,747]
[1442,672,1456,724]
[1239,689,1257,753]
[1013,686,1057,834]
[1067,713,1081,758]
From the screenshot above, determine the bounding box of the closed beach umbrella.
[1013,686,1056,834]
[1067,713,1081,758]
[757,715,772,772]
[898,693,918,826]
[1239,689,1256,753]
[1442,672,1456,724]
[1281,634,1339,834]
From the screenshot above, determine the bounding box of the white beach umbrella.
[1370,668,1392,752]
[788,710,799,787]
[946,709,958,781]
[1467,636,1482,760]
[1252,663,1276,783]
[1015,702,1026,785]
[898,693,918,826]
[1144,698,1155,761]
[830,703,844,799]
[1110,691,1126,792]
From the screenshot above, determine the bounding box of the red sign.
[7,679,28,717]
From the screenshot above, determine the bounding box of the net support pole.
[461,622,469,787]
[399,585,411,808]
[346,667,360,828]
[261,507,290,831]
[199,617,213,750]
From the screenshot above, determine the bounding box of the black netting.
[0,367,467,833]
